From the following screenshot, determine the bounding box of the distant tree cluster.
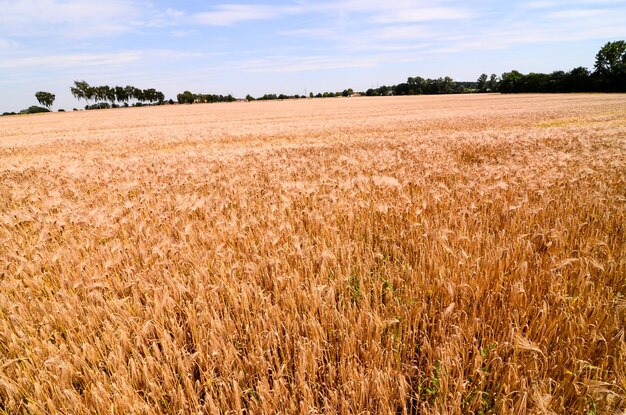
[488,41,626,93]
[312,89,356,98]
[365,77,476,96]
[70,81,165,109]
[248,88,356,101]
[475,74,501,92]
[176,91,236,104]
[364,41,625,96]
[20,106,50,114]
[495,68,594,93]
[3,105,50,116]
[253,93,307,101]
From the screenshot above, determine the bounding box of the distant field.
[1,94,625,414]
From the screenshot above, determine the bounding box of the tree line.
[364,41,625,96]
[176,91,236,104]
[365,77,477,96]
[70,81,166,109]
[243,88,355,101]
[165,41,624,104]
[495,41,625,93]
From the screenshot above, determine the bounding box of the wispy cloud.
[192,4,303,26]
[429,5,626,52]
[0,50,204,70]
[143,8,186,28]
[190,1,471,26]
[0,52,143,69]
[238,54,382,73]
[307,0,471,22]
[279,0,625,54]
[525,0,626,9]
[0,38,20,50]
[171,30,198,38]
[369,6,471,23]
[0,1,187,38]
[547,8,611,17]
[0,0,143,37]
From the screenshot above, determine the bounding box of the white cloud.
[232,47,438,75]
[369,7,471,23]
[280,25,435,54]
[305,0,471,22]
[0,0,143,37]
[279,0,625,56]
[0,1,187,37]
[0,50,205,70]
[376,26,434,40]
[548,8,609,17]
[171,30,197,38]
[0,38,20,50]
[193,4,303,26]
[526,0,626,8]
[238,54,381,73]
[0,52,142,69]
[318,0,440,13]
[143,8,186,28]
[429,5,626,53]
[190,1,471,27]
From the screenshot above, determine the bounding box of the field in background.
[1,95,625,414]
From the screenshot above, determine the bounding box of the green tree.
[524,73,550,92]
[594,40,626,91]
[133,87,145,104]
[437,77,455,94]
[477,74,488,92]
[35,91,55,108]
[70,80,91,104]
[488,74,499,92]
[155,91,165,105]
[114,86,128,105]
[499,71,524,93]
[565,67,591,92]
[103,86,116,105]
[143,88,157,104]
[93,86,108,103]
[85,86,95,104]
[124,85,136,104]
[177,91,195,104]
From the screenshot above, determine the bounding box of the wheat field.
[1,94,625,414]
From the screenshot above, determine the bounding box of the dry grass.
[1,94,625,414]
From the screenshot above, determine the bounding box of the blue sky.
[1,0,625,111]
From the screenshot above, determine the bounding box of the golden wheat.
[1,94,625,414]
